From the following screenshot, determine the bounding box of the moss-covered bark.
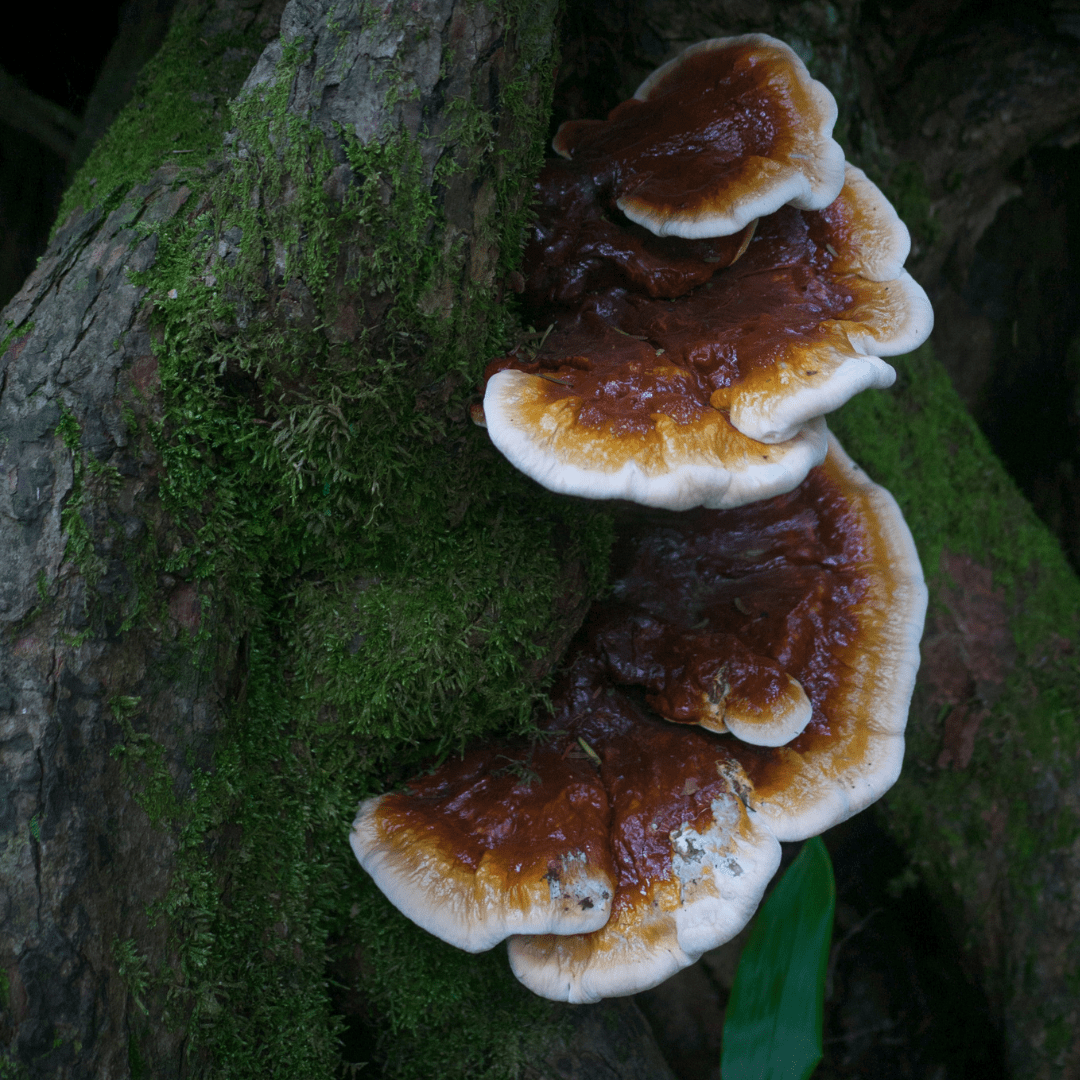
[1,0,623,1075]
[832,350,1080,1080]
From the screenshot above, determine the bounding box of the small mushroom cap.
[350,744,617,953]
[553,34,845,240]
[483,367,829,511]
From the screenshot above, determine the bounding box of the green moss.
[0,1052,31,1080]
[830,344,1080,649]
[833,344,1080,1038]
[112,939,151,1017]
[75,3,594,1076]
[54,7,265,233]
[878,161,940,250]
[55,407,143,607]
[0,320,32,358]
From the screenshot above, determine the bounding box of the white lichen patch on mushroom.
[508,792,780,1004]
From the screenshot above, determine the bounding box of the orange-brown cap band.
[350,742,616,952]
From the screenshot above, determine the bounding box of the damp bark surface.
[0,0,618,1075]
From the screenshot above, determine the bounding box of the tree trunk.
[0,0,633,1075]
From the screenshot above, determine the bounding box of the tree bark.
[0,0,626,1075]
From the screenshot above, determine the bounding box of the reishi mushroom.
[552,34,846,239]
[351,433,928,1001]
[351,34,931,1005]
[476,35,932,511]
[480,160,931,509]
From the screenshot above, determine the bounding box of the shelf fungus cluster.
[476,33,932,510]
[351,34,931,1003]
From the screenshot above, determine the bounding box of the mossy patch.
[54,6,267,234]
[831,344,1080,648]
[82,4,600,1077]
[831,344,1080,1046]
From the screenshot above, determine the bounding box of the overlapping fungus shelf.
[488,202,862,438]
[523,159,760,307]
[555,436,923,840]
[351,739,618,953]
[352,435,925,1001]
[572,448,867,744]
[483,158,932,489]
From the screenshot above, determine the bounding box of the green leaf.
[721,837,836,1080]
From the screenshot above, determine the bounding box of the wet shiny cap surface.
[554,35,845,239]
[351,434,926,1000]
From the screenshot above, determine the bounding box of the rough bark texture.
[0,168,202,1077]
[0,0,618,1075]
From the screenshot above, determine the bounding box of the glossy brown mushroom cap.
[350,743,617,952]
[481,164,932,507]
[483,364,829,510]
[553,35,845,240]
[507,708,781,1003]
[350,433,925,1002]
[507,432,926,1000]
[730,433,928,839]
[589,431,926,836]
[589,612,813,745]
